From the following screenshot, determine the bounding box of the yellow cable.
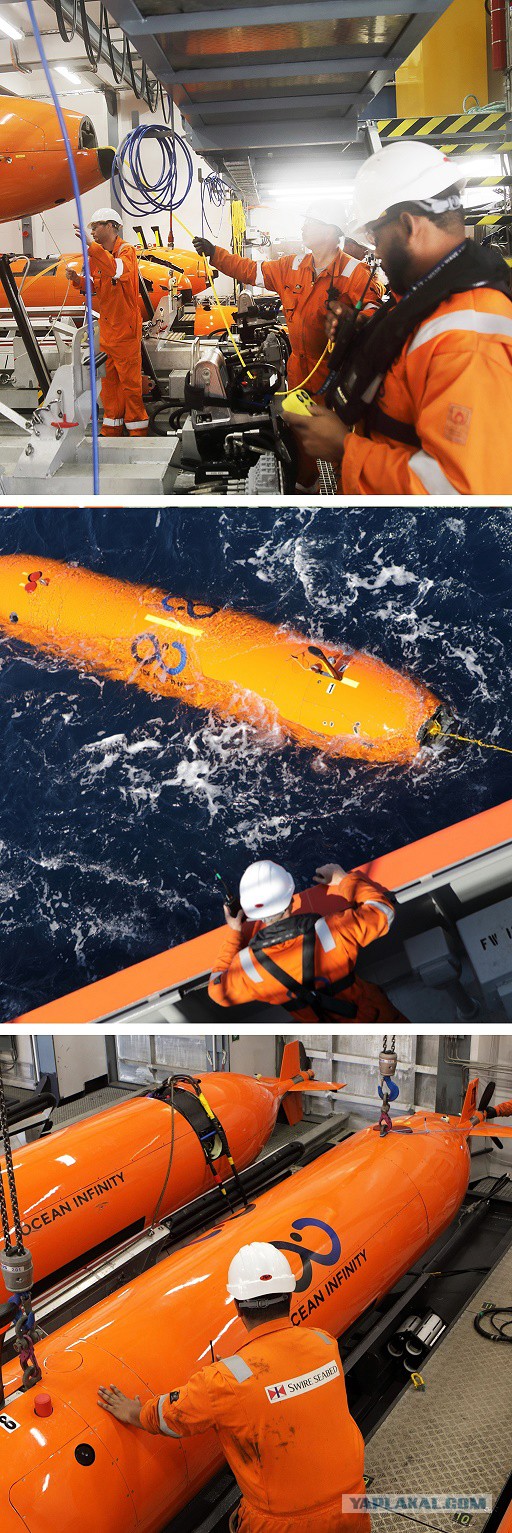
[276,340,333,398]
[172,209,253,375]
[448,732,512,756]
[428,721,512,755]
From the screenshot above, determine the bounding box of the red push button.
[34,1392,53,1417]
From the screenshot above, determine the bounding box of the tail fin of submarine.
[458,1078,512,1138]
[265,1040,343,1126]
[459,1078,479,1121]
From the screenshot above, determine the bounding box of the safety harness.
[323,239,512,442]
[249,913,358,1020]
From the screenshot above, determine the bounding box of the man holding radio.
[291,142,512,496]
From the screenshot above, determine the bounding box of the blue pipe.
[25,0,100,493]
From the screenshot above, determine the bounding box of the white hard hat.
[227,1243,296,1302]
[90,206,123,226]
[304,198,346,234]
[239,860,295,921]
[348,142,465,247]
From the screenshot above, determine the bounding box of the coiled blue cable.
[111,124,194,220]
[26,0,100,494]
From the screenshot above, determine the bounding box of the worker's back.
[212,1318,368,1527]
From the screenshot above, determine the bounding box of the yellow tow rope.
[428,720,512,756]
[448,732,512,756]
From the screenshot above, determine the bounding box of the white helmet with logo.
[348,141,465,247]
[304,198,347,235]
[90,206,123,226]
[227,1242,296,1302]
[239,860,295,921]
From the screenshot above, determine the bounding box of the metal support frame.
[434,1035,471,1116]
[0,254,51,396]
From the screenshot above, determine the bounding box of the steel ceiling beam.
[181,116,363,151]
[125,0,449,35]
[173,55,402,85]
[391,5,451,57]
[186,91,371,117]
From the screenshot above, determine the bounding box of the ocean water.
[0,503,510,1020]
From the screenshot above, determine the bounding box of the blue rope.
[111,124,194,221]
[26,0,100,493]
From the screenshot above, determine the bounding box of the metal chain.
[0,1065,24,1251]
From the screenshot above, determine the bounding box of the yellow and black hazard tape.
[465,174,512,187]
[444,141,512,157]
[465,210,512,226]
[376,112,512,139]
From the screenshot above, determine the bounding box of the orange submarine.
[0,1045,339,1303]
[0,247,208,321]
[0,253,177,321]
[1,1081,510,1533]
[0,97,114,222]
[0,556,450,763]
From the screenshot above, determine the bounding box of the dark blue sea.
[0,503,510,1021]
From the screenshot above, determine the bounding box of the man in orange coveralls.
[291,143,512,495]
[194,200,382,484]
[65,206,148,438]
[207,858,406,1024]
[98,1242,370,1533]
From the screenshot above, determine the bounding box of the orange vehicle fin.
[280,1040,303,1081]
[278,1040,343,1126]
[257,1042,343,1126]
[459,1077,479,1120]
[466,1122,512,1138]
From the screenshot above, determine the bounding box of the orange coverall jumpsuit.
[69,236,148,437]
[140,1316,370,1533]
[340,285,512,494]
[211,245,382,484]
[208,870,405,1024]
[212,244,382,396]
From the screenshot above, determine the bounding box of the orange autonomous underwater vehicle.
[0,253,177,323]
[0,557,451,763]
[0,1045,340,1303]
[1,1081,511,1533]
[0,98,114,223]
[0,248,208,323]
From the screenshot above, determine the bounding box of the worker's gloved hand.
[193,236,215,260]
[223,902,244,932]
[313,863,346,886]
[65,265,80,283]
